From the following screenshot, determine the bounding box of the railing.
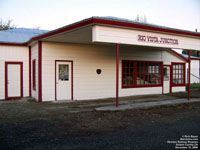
[191,73,200,80]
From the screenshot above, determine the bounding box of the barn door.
[56,61,72,100]
[5,62,23,99]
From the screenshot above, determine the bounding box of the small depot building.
[0,17,200,103]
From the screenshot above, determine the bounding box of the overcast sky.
[1,0,200,31]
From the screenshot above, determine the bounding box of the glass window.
[163,67,170,81]
[122,60,162,88]
[122,61,134,87]
[172,63,185,86]
[59,64,69,81]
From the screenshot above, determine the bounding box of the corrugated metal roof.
[0,28,48,43]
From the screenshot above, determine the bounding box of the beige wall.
[42,42,186,101]
[0,45,29,100]
[31,43,39,101]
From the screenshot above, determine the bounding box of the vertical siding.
[31,43,39,101]
[0,45,29,100]
[42,42,186,101]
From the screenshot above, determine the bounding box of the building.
[0,17,200,103]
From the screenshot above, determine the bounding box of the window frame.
[32,59,36,91]
[122,60,163,88]
[171,62,186,87]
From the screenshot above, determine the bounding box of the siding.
[0,45,29,100]
[42,42,186,101]
[31,43,39,100]
[93,26,200,51]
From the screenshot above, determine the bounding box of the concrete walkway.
[96,98,200,111]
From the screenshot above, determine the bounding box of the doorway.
[55,60,73,100]
[5,62,23,99]
[163,65,171,94]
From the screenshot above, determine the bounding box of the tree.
[135,14,147,23]
[0,19,16,31]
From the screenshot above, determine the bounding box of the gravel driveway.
[0,94,199,150]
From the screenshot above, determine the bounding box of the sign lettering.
[138,35,178,45]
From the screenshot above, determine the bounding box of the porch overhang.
[26,17,200,51]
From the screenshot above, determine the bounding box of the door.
[163,66,170,93]
[56,61,71,100]
[5,62,23,99]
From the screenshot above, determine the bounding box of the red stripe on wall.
[38,41,42,102]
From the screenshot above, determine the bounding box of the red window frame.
[32,59,36,91]
[171,62,186,86]
[122,60,163,88]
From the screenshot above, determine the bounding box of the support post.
[188,50,191,100]
[38,41,42,102]
[116,44,119,107]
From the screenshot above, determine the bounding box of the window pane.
[123,61,134,86]
[59,64,69,81]
[123,60,162,87]
[172,64,185,85]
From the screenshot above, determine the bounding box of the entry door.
[56,62,71,100]
[6,62,22,99]
[163,66,170,93]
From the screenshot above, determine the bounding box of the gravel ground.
[0,92,199,150]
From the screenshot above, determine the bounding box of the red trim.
[29,46,32,96]
[0,42,26,46]
[5,62,23,100]
[122,60,163,88]
[55,60,73,101]
[190,58,200,60]
[38,41,42,102]
[92,18,200,38]
[170,65,172,93]
[188,50,191,100]
[171,62,186,87]
[71,61,74,100]
[116,44,119,107]
[168,49,188,62]
[163,64,171,66]
[32,59,36,91]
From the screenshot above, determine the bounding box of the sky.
[0,0,200,32]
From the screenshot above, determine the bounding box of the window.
[172,63,185,86]
[163,66,170,81]
[122,60,163,88]
[58,64,69,81]
[32,59,36,90]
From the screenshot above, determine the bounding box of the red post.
[38,41,42,102]
[116,44,119,107]
[188,50,191,100]
[29,46,32,97]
